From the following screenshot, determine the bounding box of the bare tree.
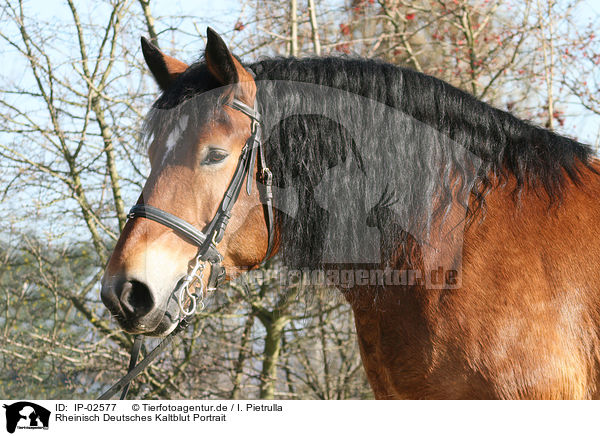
[1,0,597,400]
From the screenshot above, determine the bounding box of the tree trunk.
[258,315,288,399]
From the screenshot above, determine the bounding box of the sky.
[9,0,599,145]
[1,0,599,244]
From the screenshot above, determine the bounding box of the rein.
[97,97,273,400]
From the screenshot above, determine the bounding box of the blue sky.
[12,0,598,145]
[0,0,598,244]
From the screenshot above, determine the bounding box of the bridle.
[98,96,274,400]
[128,98,274,309]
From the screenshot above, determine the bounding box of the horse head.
[101,29,271,336]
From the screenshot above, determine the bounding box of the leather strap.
[226,99,260,122]
[207,264,226,292]
[127,205,223,264]
[226,98,275,262]
[119,335,143,400]
[197,121,259,259]
[97,320,189,400]
[257,135,274,263]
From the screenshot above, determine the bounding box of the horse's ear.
[141,37,188,91]
[205,27,255,103]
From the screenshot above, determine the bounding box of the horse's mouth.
[116,310,179,337]
[144,309,180,336]
[113,292,182,337]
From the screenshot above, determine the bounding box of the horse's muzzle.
[101,274,180,336]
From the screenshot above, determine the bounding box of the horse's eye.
[203,149,228,165]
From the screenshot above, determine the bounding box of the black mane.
[252,57,592,197]
[148,56,595,270]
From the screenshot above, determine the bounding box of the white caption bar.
[0,400,596,435]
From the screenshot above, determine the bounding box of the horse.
[101,28,600,399]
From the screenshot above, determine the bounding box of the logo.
[2,402,50,433]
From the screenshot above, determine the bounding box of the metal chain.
[176,255,206,316]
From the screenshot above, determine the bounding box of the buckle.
[262,167,273,184]
[211,231,220,246]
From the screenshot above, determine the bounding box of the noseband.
[128,97,274,300]
[97,97,274,400]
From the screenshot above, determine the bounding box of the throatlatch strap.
[258,141,275,263]
[228,99,274,262]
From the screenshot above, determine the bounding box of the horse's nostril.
[119,280,154,318]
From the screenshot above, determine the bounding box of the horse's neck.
[344,282,441,398]
[338,186,477,397]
